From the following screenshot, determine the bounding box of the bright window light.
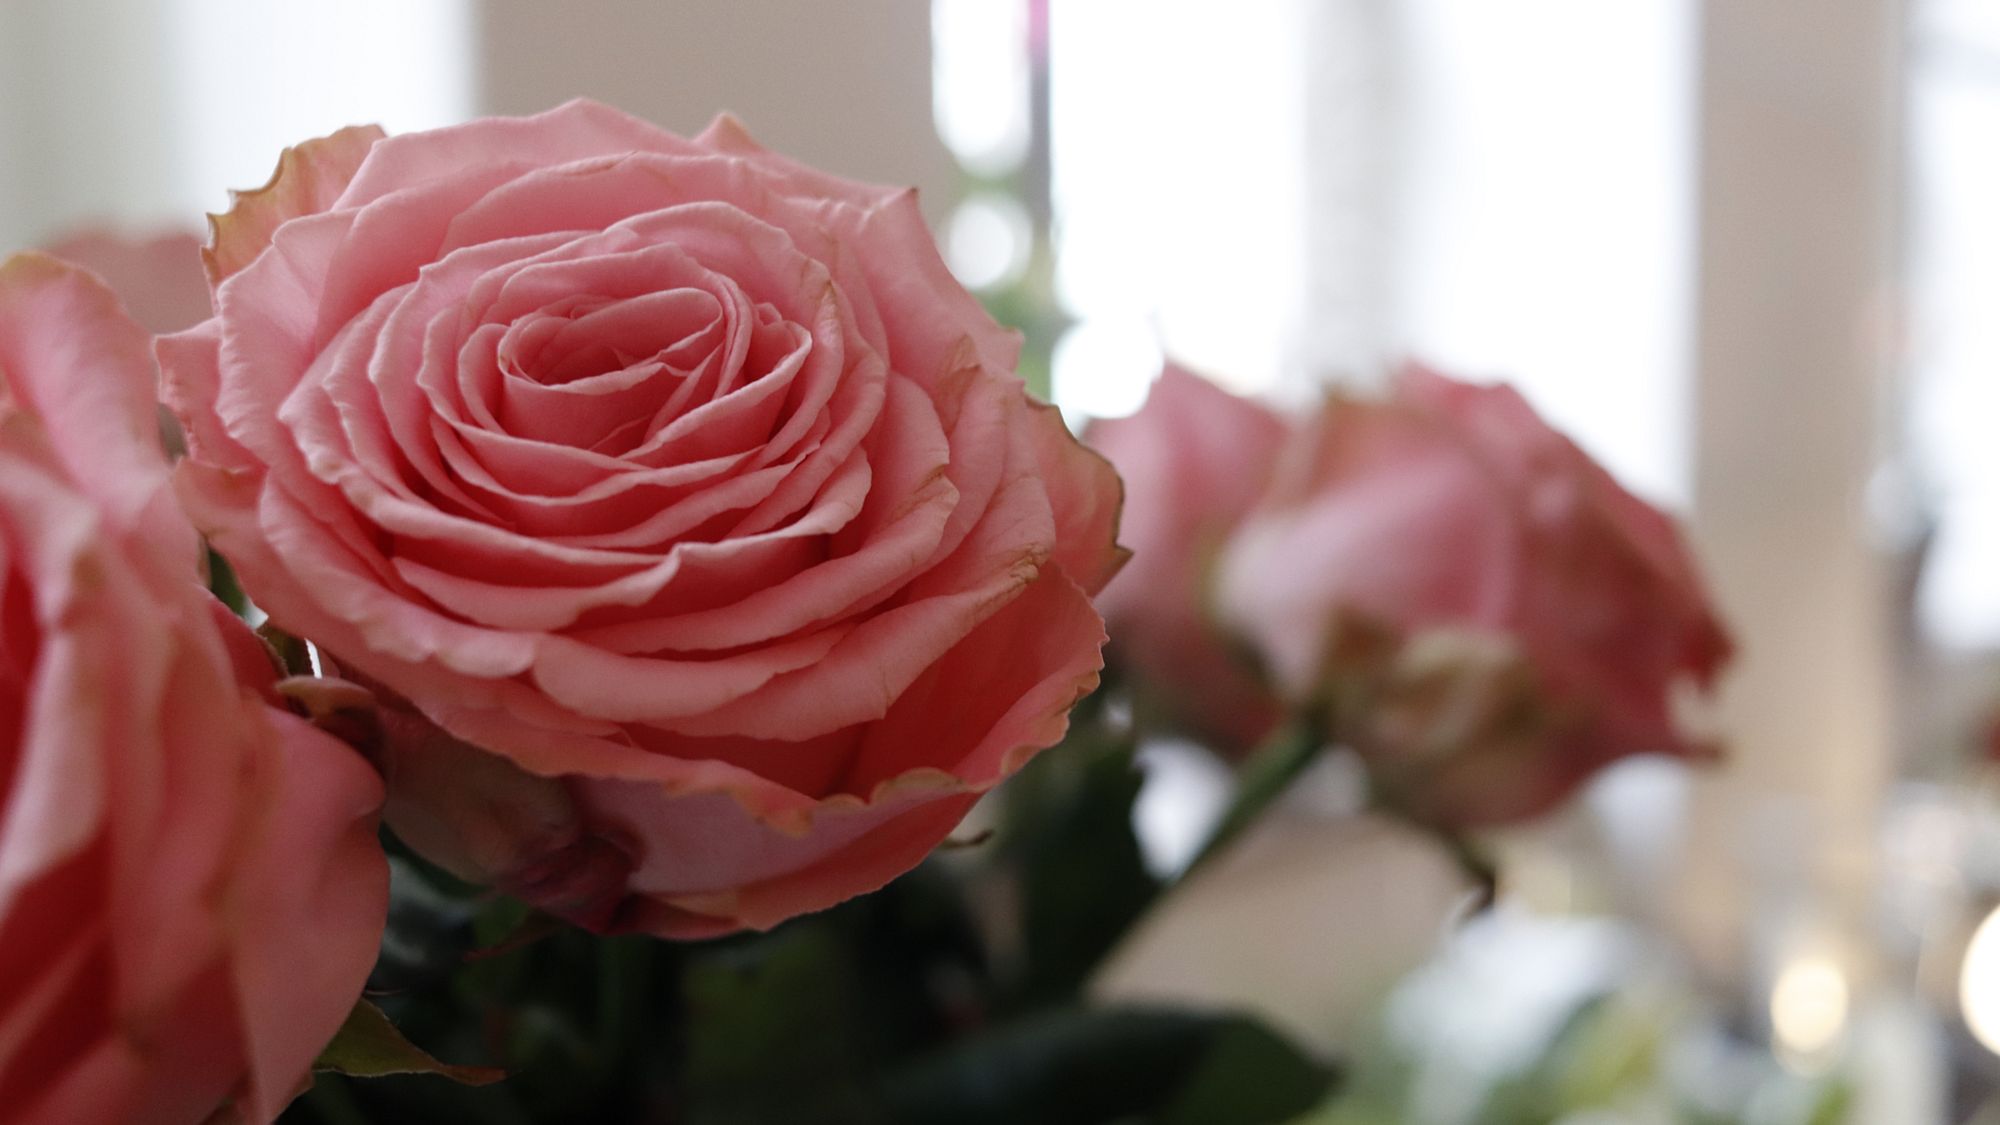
[1130,739,1234,879]
[1051,319,1162,424]
[1393,0,1696,507]
[1047,0,1306,415]
[1923,0,2000,54]
[1909,27,2000,649]
[165,0,475,212]
[930,0,1030,176]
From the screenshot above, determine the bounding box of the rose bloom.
[1216,364,1732,826]
[165,100,1125,937]
[1087,364,1286,751]
[0,255,386,1123]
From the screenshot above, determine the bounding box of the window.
[1909,0,2000,649]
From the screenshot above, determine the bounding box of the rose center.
[502,288,726,388]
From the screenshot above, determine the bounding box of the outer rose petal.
[0,434,121,924]
[1088,365,1286,749]
[41,228,212,335]
[585,567,1106,934]
[0,255,191,568]
[1025,394,1128,596]
[627,795,979,938]
[694,113,901,211]
[206,123,387,287]
[226,709,389,1121]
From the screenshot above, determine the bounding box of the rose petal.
[226,710,387,1121]
[208,123,386,286]
[41,228,211,336]
[0,256,188,567]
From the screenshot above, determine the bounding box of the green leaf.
[680,926,879,1125]
[206,546,249,616]
[882,1007,1337,1125]
[255,620,314,677]
[1000,727,1161,1007]
[1161,1019,1343,1125]
[467,903,567,961]
[1547,996,1661,1111]
[1182,717,1325,878]
[313,998,504,1086]
[1804,1079,1856,1125]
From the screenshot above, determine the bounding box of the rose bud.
[1086,364,1288,751]
[0,255,386,1124]
[1215,363,1732,826]
[163,101,1127,937]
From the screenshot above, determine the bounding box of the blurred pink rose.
[1216,364,1732,825]
[1087,364,1287,750]
[41,227,211,335]
[0,255,386,1123]
[164,100,1126,937]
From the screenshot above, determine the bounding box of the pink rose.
[0,255,387,1123]
[1216,364,1731,825]
[1087,364,1287,750]
[41,227,212,335]
[164,101,1125,937]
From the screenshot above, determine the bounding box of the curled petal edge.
[206,124,387,288]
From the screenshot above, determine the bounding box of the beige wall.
[474,0,959,221]
[0,0,185,250]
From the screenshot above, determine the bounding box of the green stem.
[1431,823,1498,912]
[1172,702,1502,913]
[1180,715,1328,880]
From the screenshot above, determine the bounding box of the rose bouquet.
[2,99,1730,1124]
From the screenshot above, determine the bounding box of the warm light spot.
[1770,955,1849,1068]
[1047,0,1306,397]
[1960,904,2000,1054]
[945,195,1031,292]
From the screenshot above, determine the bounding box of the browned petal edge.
[485,571,1099,846]
[0,248,98,291]
[1024,391,1132,596]
[204,124,388,288]
[941,328,1128,597]
[796,648,1106,827]
[696,112,766,156]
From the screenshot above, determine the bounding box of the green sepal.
[313,997,505,1086]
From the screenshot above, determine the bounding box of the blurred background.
[5,1,2000,1120]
